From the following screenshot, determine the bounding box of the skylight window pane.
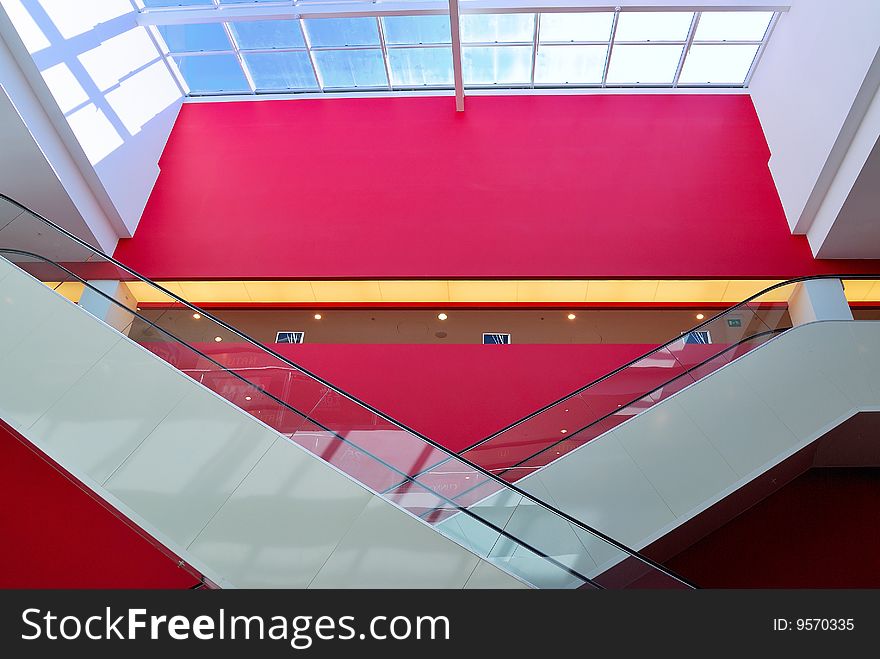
[461,14,535,43]
[606,44,683,84]
[158,24,230,52]
[172,54,250,93]
[388,48,453,86]
[244,52,318,90]
[219,0,282,3]
[539,12,614,42]
[382,16,451,45]
[142,0,212,7]
[534,45,606,84]
[463,46,532,85]
[694,11,773,41]
[231,20,305,50]
[614,12,693,41]
[313,49,387,87]
[679,44,759,84]
[304,18,380,47]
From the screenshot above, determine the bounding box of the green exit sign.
[727,318,742,328]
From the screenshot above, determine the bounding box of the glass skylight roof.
[138,4,780,96]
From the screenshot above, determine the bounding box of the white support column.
[787,278,853,327]
[449,0,464,112]
[78,280,138,335]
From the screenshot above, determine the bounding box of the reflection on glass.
[304,18,380,47]
[158,24,231,52]
[0,195,703,590]
[463,46,532,85]
[231,20,305,50]
[606,44,683,84]
[679,44,759,84]
[389,48,454,86]
[539,12,614,42]
[694,11,773,41]
[314,49,387,87]
[245,52,319,90]
[173,54,250,93]
[535,45,607,84]
[460,14,535,43]
[455,299,793,487]
[382,16,451,45]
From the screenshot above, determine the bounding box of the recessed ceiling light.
[696,313,705,320]
[437,312,448,321]
[245,396,252,401]
[314,313,322,320]
[567,313,577,320]
[560,429,568,434]
[192,313,201,319]
[214,336,222,342]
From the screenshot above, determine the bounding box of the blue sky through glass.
[314,49,387,87]
[305,18,380,47]
[173,54,250,92]
[382,16,451,45]
[389,48,453,86]
[159,23,230,52]
[245,52,319,90]
[463,46,532,85]
[231,20,305,49]
[150,9,779,94]
[143,0,212,7]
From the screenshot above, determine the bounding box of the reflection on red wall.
[140,342,654,452]
[0,420,198,589]
[115,95,880,280]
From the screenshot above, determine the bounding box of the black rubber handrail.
[493,328,787,477]
[436,328,787,508]
[1,193,698,588]
[456,275,866,456]
[0,248,603,589]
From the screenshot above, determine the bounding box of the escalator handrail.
[442,328,787,507]
[457,274,874,456]
[0,194,697,588]
[0,247,605,589]
[0,194,440,448]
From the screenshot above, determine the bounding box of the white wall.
[749,0,880,242]
[809,83,880,258]
[0,0,184,242]
[0,256,525,588]
[0,30,119,251]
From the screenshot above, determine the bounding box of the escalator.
[0,193,692,589]
[396,275,870,519]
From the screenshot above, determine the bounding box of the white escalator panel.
[0,257,525,589]
[505,320,880,567]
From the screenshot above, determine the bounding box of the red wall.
[0,421,198,589]
[114,95,880,281]
[666,468,880,588]
[143,342,653,451]
[270,343,656,449]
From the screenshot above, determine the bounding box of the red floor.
[666,468,880,588]
[0,420,199,589]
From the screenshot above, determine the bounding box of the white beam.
[137,3,791,25]
[449,0,465,111]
